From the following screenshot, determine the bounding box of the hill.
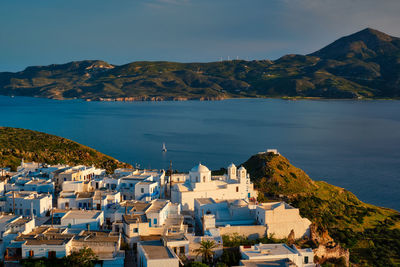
[243,152,400,266]
[1,28,400,100]
[0,127,131,173]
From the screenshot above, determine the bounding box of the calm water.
[0,96,399,210]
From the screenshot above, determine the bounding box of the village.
[0,150,316,267]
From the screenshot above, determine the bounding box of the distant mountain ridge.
[1,28,400,100]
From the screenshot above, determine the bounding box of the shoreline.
[2,94,399,102]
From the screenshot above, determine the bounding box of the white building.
[240,243,314,267]
[6,226,123,265]
[137,240,179,267]
[171,163,257,211]
[4,191,52,217]
[255,202,311,239]
[195,199,311,239]
[135,181,159,201]
[0,215,35,260]
[60,210,104,230]
[122,200,184,245]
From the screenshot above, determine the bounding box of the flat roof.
[241,243,297,258]
[239,259,292,267]
[122,201,152,212]
[0,215,19,225]
[140,240,175,260]
[24,238,72,246]
[123,214,146,224]
[146,200,168,214]
[62,210,102,220]
[195,198,215,205]
[163,233,187,242]
[9,218,31,227]
[258,202,296,211]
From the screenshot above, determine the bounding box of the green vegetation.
[1,28,400,100]
[65,247,98,267]
[242,152,400,266]
[21,248,98,267]
[193,240,218,265]
[0,127,131,173]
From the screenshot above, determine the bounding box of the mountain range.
[1,28,400,100]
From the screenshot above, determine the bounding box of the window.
[133,228,138,233]
[304,256,309,264]
[141,188,144,193]
[180,246,185,254]
[153,218,157,225]
[203,176,205,182]
[29,250,34,257]
[236,186,239,192]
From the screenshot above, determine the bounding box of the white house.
[195,199,311,239]
[137,240,179,267]
[4,191,52,217]
[60,210,104,230]
[240,243,314,267]
[135,181,159,201]
[255,202,311,239]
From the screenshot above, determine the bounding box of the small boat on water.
[162,143,167,152]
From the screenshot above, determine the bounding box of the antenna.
[169,161,172,199]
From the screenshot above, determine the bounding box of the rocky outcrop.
[314,244,350,266]
[310,224,349,266]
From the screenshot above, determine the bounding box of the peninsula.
[1,28,400,101]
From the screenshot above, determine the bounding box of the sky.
[1,0,400,72]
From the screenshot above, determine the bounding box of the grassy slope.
[0,127,131,173]
[243,152,400,266]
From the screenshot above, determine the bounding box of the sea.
[0,96,399,210]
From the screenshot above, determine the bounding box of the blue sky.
[1,0,400,72]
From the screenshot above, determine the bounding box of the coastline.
[2,94,399,102]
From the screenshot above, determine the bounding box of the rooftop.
[139,240,175,260]
[241,243,297,258]
[146,199,169,214]
[239,259,294,267]
[257,202,293,211]
[123,214,147,224]
[121,201,152,213]
[24,239,69,246]
[62,210,102,220]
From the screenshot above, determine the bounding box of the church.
[171,163,257,211]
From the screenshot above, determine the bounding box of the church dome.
[190,163,210,173]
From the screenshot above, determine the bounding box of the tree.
[194,240,218,264]
[65,247,98,267]
[185,262,208,267]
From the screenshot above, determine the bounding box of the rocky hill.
[243,152,400,266]
[1,28,400,100]
[0,127,131,173]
